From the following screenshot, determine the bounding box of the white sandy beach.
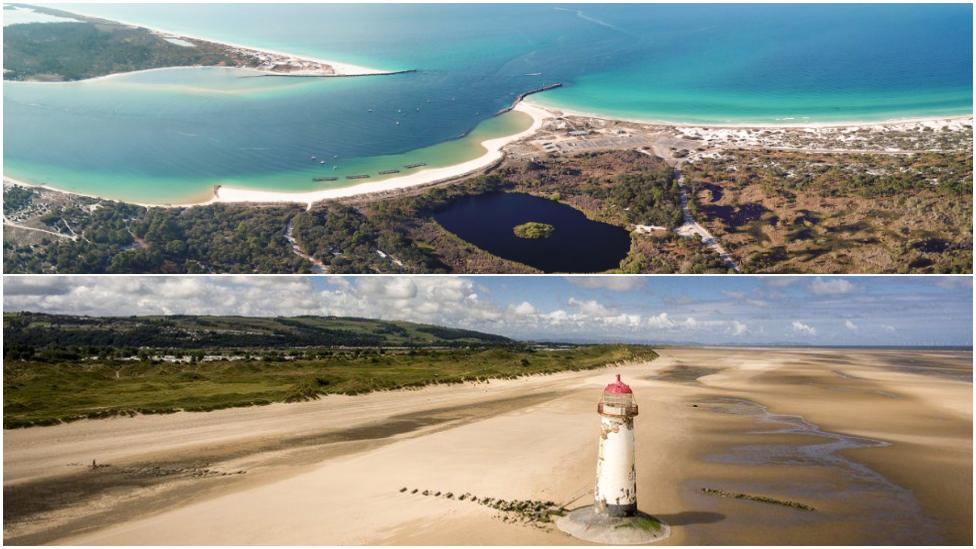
[525,98,974,130]
[210,101,553,208]
[4,348,971,545]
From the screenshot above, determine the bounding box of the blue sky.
[3,276,972,347]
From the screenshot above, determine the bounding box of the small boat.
[319,160,326,164]
[524,72,542,76]
[333,154,338,158]
[368,108,373,112]
[311,155,317,159]
[395,121,400,125]
[404,162,427,169]
[379,169,400,175]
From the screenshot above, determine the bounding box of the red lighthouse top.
[604,374,633,394]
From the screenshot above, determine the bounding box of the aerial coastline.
[4,102,971,209]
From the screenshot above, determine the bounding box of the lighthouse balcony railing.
[597,402,638,416]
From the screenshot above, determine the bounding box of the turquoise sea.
[4,4,972,204]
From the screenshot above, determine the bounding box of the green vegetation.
[3,312,512,353]
[3,5,262,81]
[3,194,311,273]
[3,151,735,274]
[2,186,35,215]
[684,150,973,273]
[3,312,658,428]
[513,222,554,239]
[497,151,684,229]
[291,203,449,273]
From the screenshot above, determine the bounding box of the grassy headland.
[3,312,658,428]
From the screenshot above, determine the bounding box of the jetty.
[495,82,563,115]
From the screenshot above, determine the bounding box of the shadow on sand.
[655,511,725,526]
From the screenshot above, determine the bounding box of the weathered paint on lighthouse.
[595,374,638,517]
[556,374,669,544]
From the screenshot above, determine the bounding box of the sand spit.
[210,102,553,208]
[30,6,394,79]
[4,348,971,545]
[527,99,974,130]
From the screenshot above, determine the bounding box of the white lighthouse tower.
[595,374,638,517]
[556,374,670,545]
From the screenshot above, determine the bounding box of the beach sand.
[210,102,552,209]
[4,348,971,545]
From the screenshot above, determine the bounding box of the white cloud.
[568,297,614,317]
[791,321,817,336]
[844,320,858,331]
[934,277,973,289]
[565,277,644,291]
[809,278,855,295]
[511,301,536,316]
[730,321,748,336]
[763,277,801,287]
[359,277,418,299]
[646,312,675,329]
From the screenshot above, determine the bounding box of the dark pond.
[433,192,631,273]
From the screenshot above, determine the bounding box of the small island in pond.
[513,222,555,239]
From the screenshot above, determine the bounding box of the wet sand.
[3,348,971,545]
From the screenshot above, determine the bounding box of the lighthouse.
[595,374,638,517]
[556,374,669,544]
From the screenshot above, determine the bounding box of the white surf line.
[636,149,739,272]
[211,102,552,209]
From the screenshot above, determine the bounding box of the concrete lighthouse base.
[556,505,671,545]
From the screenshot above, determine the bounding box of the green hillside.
[3,312,658,428]
[3,312,512,353]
